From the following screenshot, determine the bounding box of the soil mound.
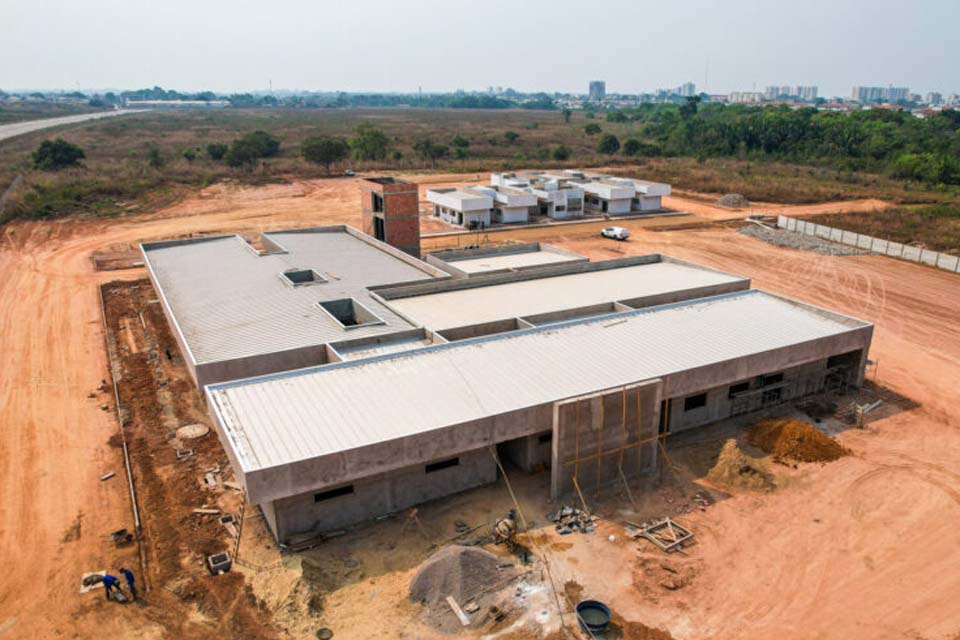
[707,439,776,491]
[749,418,848,463]
[409,545,514,632]
[717,193,749,208]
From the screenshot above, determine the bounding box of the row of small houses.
[427,170,671,228]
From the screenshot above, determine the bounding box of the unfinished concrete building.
[142,189,872,544]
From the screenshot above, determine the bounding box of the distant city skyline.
[3,0,958,97]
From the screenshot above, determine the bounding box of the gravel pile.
[717,193,749,208]
[738,224,867,256]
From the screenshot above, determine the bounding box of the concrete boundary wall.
[778,215,960,273]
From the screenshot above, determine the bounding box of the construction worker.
[118,567,137,601]
[102,573,122,601]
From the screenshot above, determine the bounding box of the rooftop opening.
[281,268,327,287]
[318,298,384,329]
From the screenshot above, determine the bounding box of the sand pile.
[707,439,776,491]
[409,545,514,632]
[717,193,749,208]
[749,418,849,463]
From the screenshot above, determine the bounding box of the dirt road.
[0,173,957,639]
[0,109,145,144]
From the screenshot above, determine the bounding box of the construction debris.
[193,508,220,515]
[738,224,866,256]
[547,505,597,534]
[630,518,694,553]
[99,471,116,481]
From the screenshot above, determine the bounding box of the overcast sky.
[4,0,957,97]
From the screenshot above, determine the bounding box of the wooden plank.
[446,595,471,627]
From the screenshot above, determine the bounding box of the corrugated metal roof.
[209,290,870,472]
[142,230,438,364]
[387,261,745,330]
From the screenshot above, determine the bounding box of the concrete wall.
[551,380,661,500]
[494,206,530,224]
[634,196,662,211]
[664,357,834,433]
[193,344,331,388]
[270,446,497,540]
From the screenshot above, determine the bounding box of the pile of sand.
[409,545,513,632]
[707,439,776,491]
[749,418,849,463]
[717,193,749,208]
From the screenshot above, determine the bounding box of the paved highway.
[0,109,145,143]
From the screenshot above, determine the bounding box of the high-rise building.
[925,92,943,105]
[588,81,606,101]
[678,82,696,97]
[852,86,909,103]
[796,86,818,101]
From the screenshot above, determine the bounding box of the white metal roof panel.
[142,229,438,364]
[449,249,584,274]
[209,290,870,472]
[387,261,744,330]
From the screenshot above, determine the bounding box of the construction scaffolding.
[551,379,661,503]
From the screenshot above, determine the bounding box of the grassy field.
[0,102,105,124]
[1,107,957,224]
[799,205,960,254]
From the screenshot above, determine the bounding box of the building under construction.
[141,178,874,544]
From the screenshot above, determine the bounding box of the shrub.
[584,123,602,135]
[225,131,280,168]
[552,145,571,161]
[206,143,228,161]
[597,134,620,155]
[32,139,85,170]
[504,131,520,144]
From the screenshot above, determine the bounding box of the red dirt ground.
[0,173,957,639]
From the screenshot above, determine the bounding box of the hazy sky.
[4,0,957,97]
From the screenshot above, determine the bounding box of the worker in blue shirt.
[118,567,137,601]
[102,573,122,601]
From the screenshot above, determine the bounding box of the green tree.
[606,110,627,123]
[504,131,520,144]
[413,138,449,167]
[301,136,350,173]
[31,139,85,170]
[182,148,198,162]
[225,131,280,168]
[562,108,572,123]
[597,134,620,155]
[454,147,468,160]
[678,96,701,120]
[584,123,602,135]
[552,145,571,161]
[206,143,228,160]
[451,135,470,148]
[350,123,390,161]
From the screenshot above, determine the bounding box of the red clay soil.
[748,418,849,463]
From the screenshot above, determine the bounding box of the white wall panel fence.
[777,215,960,273]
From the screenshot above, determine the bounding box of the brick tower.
[360,177,421,258]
